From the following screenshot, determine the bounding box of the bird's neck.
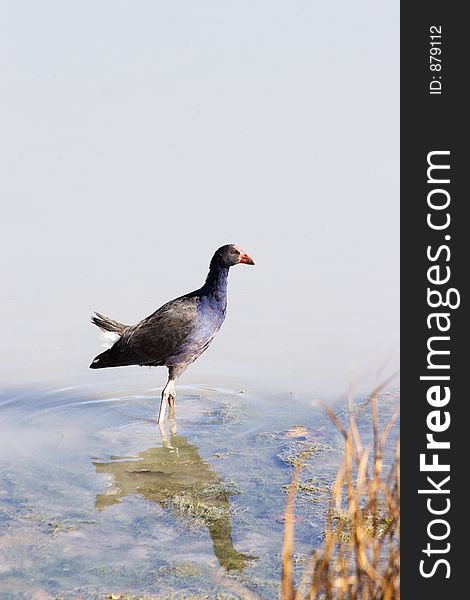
[202,265,229,302]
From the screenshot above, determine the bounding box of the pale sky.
[0,1,399,397]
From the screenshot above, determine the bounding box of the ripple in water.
[0,382,399,599]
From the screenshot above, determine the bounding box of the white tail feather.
[100,330,120,348]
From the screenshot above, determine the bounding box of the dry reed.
[281,381,400,600]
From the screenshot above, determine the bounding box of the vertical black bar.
[401,2,467,596]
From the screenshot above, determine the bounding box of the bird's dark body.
[90,267,229,372]
[89,244,254,423]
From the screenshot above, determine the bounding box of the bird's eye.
[230,249,237,255]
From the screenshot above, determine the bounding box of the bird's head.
[211,244,255,269]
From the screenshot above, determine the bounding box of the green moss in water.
[330,508,394,542]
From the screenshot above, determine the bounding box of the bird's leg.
[157,376,175,424]
[167,365,183,416]
[157,388,168,424]
[168,384,176,419]
[158,366,185,423]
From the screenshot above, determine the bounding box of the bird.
[89,244,254,424]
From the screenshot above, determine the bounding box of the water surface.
[0,381,399,599]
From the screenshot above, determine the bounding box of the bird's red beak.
[239,250,255,265]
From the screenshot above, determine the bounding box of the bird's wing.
[110,296,199,366]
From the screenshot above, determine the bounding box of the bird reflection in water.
[93,423,256,571]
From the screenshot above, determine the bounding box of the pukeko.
[89,244,254,423]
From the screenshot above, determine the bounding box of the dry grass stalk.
[281,382,400,600]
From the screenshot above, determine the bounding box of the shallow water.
[0,381,399,599]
